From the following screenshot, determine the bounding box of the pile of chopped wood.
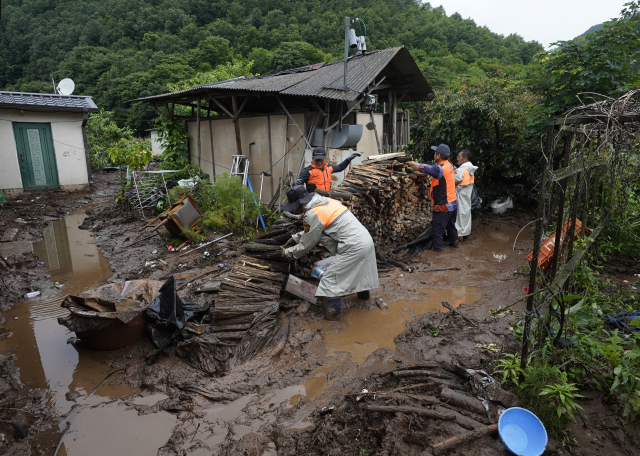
[210,255,289,343]
[316,153,433,246]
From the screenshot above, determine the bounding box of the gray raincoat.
[454,161,478,237]
[283,194,379,298]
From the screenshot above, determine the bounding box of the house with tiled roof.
[0,91,99,195]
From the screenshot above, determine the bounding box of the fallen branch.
[421,267,461,273]
[86,368,125,398]
[442,302,478,327]
[432,424,498,455]
[392,370,456,381]
[363,404,456,421]
[176,267,227,291]
[440,387,487,416]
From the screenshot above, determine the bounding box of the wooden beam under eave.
[196,99,202,169]
[232,95,243,156]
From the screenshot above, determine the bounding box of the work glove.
[293,179,304,187]
[347,152,361,161]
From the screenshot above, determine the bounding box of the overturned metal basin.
[58,279,164,350]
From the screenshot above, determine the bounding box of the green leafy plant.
[540,372,584,422]
[494,353,523,385]
[86,109,134,169]
[200,174,260,236]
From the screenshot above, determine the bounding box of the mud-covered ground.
[1,171,640,456]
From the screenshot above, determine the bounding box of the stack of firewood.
[316,153,433,246]
[209,255,288,342]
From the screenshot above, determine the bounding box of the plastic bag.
[471,185,482,219]
[146,276,210,363]
[490,197,513,214]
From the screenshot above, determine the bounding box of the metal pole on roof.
[344,17,349,90]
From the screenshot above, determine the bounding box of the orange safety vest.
[307,163,333,191]
[458,169,475,186]
[311,198,347,228]
[430,161,457,205]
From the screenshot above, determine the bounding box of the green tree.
[528,1,640,113]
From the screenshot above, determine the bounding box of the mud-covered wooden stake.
[431,424,498,455]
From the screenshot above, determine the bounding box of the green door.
[13,123,59,190]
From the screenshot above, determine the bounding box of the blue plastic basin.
[498,407,548,456]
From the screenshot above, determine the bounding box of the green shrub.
[200,174,259,235]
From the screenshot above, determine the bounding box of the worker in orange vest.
[281,185,378,320]
[407,144,459,252]
[294,147,361,192]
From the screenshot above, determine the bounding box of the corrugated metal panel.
[133,46,433,104]
[0,92,99,112]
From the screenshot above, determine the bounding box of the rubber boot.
[357,290,370,300]
[324,297,342,321]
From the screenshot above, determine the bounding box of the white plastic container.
[490,197,514,214]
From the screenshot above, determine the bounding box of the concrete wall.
[149,129,164,156]
[0,108,89,195]
[187,113,306,203]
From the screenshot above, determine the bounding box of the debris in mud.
[58,279,164,350]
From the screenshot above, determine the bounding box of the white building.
[0,92,99,196]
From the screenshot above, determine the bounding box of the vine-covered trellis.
[520,89,640,370]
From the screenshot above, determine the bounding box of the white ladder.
[230,155,249,185]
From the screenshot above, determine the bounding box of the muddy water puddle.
[1,207,115,412]
[302,287,481,400]
[0,207,172,454]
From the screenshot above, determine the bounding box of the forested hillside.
[0,0,542,128]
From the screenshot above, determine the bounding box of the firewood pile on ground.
[316,152,433,246]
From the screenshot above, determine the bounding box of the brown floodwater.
[0,207,179,454]
[302,286,482,400]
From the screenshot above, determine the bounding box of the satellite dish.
[57,78,75,95]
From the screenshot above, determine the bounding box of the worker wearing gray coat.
[454,149,478,238]
[281,185,379,320]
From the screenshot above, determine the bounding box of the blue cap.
[431,144,451,158]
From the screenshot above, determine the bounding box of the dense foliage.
[408,74,543,203]
[528,1,640,114]
[0,0,542,130]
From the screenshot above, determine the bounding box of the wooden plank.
[284,275,317,304]
[552,159,606,181]
[364,152,406,164]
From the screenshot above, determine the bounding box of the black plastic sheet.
[146,276,210,363]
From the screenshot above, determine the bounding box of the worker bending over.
[294,147,360,192]
[454,149,478,239]
[281,185,378,320]
[407,144,459,252]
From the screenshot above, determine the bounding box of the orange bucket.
[526,219,583,271]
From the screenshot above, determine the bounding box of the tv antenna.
[57,78,75,95]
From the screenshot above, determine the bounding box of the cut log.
[432,406,486,430]
[440,388,487,416]
[236,255,290,274]
[363,405,456,421]
[432,424,498,455]
[214,331,246,340]
[211,323,252,332]
[194,281,222,294]
[211,302,278,318]
[213,314,259,325]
